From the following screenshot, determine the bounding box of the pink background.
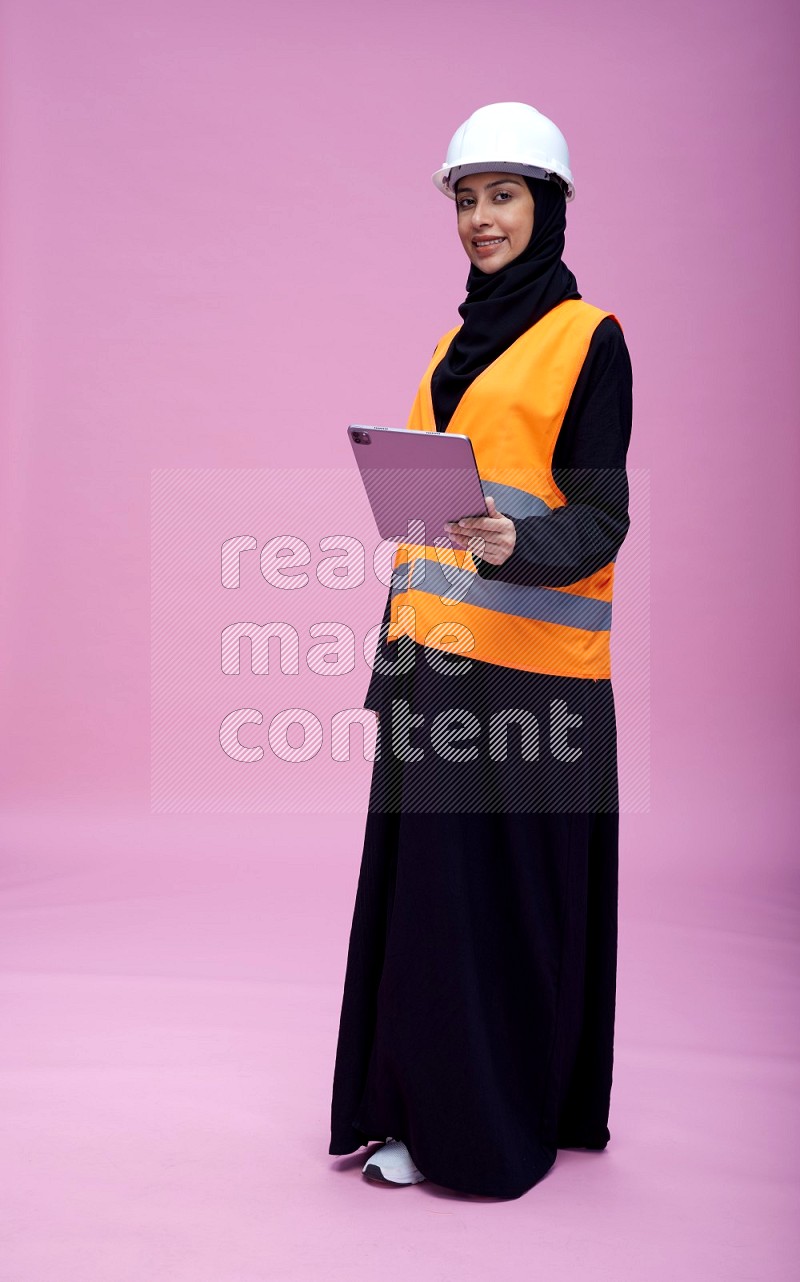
[1,0,797,1278]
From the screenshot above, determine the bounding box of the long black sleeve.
[474,315,633,587]
[363,583,394,712]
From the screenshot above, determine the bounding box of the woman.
[329,102,633,1199]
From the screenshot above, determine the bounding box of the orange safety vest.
[387,298,622,680]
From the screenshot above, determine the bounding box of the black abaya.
[328,314,632,1198]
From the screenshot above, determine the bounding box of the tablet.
[348,423,488,544]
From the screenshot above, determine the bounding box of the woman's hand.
[443,495,516,566]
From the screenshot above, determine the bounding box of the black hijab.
[430,175,581,432]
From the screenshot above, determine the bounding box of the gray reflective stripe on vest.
[390,558,612,633]
[478,478,553,520]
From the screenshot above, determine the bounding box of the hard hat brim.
[432,160,575,202]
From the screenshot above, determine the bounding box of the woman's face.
[454,172,535,273]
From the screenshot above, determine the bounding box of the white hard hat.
[432,101,575,202]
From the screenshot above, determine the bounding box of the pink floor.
[0,806,797,1281]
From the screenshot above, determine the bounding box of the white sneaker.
[362,1137,426,1185]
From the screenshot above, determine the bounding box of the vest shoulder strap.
[430,299,621,362]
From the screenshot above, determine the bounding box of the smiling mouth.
[473,237,506,248]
